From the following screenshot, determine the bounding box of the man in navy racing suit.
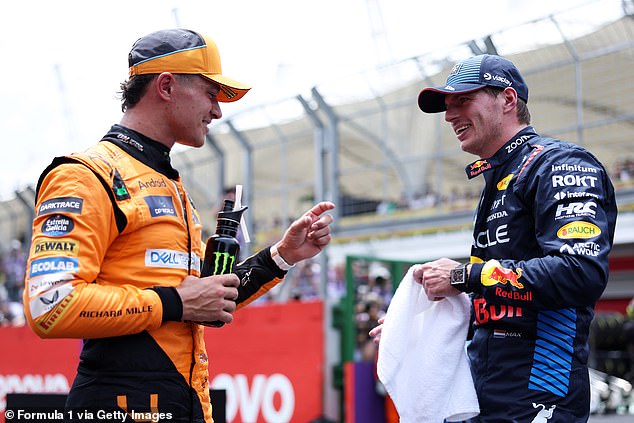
[395,54,616,421]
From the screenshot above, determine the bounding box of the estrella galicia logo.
[213,252,235,275]
[144,196,176,217]
[42,214,75,236]
[38,197,84,216]
[30,257,79,278]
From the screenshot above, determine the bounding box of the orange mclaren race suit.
[24,125,287,423]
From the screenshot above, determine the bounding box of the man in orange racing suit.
[23,29,335,423]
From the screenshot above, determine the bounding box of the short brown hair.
[482,86,531,125]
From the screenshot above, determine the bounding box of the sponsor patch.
[557,221,601,239]
[551,164,598,173]
[36,290,77,333]
[552,174,598,188]
[553,191,600,201]
[41,214,75,237]
[30,257,79,278]
[554,201,597,220]
[467,160,492,178]
[138,177,167,190]
[38,197,83,216]
[29,282,75,319]
[27,272,73,298]
[494,287,533,302]
[559,242,600,256]
[145,249,201,270]
[32,238,79,258]
[113,169,131,201]
[496,174,514,191]
[481,260,523,288]
[144,196,177,217]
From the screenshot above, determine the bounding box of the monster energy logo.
[213,252,235,274]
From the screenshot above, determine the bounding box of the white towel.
[377,266,480,422]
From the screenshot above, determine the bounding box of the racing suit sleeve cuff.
[149,286,183,322]
[468,263,484,294]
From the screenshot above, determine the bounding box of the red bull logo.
[470,160,488,170]
[489,266,524,289]
[474,298,523,324]
[482,260,524,289]
[468,160,492,177]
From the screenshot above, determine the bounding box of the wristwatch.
[450,263,469,291]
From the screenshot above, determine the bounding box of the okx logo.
[213,252,235,275]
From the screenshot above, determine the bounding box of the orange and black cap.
[128,29,251,103]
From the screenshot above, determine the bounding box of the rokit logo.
[552,174,598,188]
[555,201,597,220]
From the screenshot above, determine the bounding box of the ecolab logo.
[212,373,295,423]
[29,257,78,278]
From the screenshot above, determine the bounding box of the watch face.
[451,267,465,285]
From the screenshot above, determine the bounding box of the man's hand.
[175,274,240,324]
[274,201,335,265]
[369,316,385,344]
[413,258,462,300]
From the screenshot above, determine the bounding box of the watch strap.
[270,243,294,271]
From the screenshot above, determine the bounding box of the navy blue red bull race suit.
[23,125,287,422]
[460,127,617,422]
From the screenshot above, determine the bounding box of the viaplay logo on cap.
[484,72,513,88]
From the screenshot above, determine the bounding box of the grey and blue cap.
[418,54,529,113]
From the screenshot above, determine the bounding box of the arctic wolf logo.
[531,403,556,422]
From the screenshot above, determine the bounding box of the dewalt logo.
[32,238,79,258]
[213,252,236,275]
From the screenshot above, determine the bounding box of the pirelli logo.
[36,290,77,333]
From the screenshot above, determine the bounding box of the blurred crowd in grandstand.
[0,239,26,326]
[614,157,634,189]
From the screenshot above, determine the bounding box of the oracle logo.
[211,373,295,422]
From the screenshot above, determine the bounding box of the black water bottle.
[199,199,247,327]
